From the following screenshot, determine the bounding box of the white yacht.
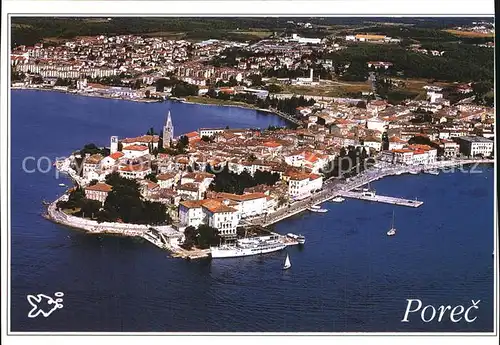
[330,196,345,203]
[308,205,328,213]
[58,183,66,187]
[287,233,306,244]
[387,211,397,236]
[425,169,439,175]
[210,235,286,259]
[283,253,291,270]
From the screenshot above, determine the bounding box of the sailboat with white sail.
[387,211,396,236]
[283,253,291,270]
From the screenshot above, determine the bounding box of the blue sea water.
[10,90,495,332]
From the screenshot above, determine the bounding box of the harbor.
[247,158,493,228]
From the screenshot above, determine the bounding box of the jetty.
[338,191,423,208]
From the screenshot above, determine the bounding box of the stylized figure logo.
[27,292,64,318]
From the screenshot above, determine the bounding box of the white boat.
[409,170,419,175]
[308,205,328,213]
[287,233,306,244]
[425,169,439,175]
[283,253,291,270]
[387,211,396,236]
[210,235,286,259]
[330,196,345,203]
[296,235,305,244]
[58,183,66,187]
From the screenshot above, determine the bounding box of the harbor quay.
[338,191,423,208]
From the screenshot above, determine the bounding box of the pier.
[338,191,423,208]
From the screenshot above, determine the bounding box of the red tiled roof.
[157,172,176,180]
[122,135,160,144]
[123,145,148,151]
[109,152,124,160]
[86,183,112,192]
[184,131,199,139]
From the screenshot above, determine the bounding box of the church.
[163,110,174,148]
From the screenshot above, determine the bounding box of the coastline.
[45,157,493,258]
[11,85,163,103]
[179,97,300,126]
[12,87,298,125]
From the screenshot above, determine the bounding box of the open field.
[394,78,453,92]
[142,31,187,39]
[282,81,372,97]
[184,96,259,109]
[443,29,494,38]
[229,29,274,38]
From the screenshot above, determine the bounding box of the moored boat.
[330,196,345,203]
[210,235,286,259]
[308,205,328,213]
[424,169,439,175]
[296,235,305,244]
[287,233,306,244]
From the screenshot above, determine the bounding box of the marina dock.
[338,191,423,207]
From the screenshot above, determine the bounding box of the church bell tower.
[163,110,174,148]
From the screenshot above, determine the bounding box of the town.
[13,18,494,258]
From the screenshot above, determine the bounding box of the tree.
[206,88,217,98]
[266,84,282,93]
[197,225,221,249]
[182,226,197,249]
[79,199,102,219]
[179,135,189,147]
[247,74,262,87]
[145,172,158,183]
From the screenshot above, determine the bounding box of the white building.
[82,154,103,180]
[198,128,225,138]
[84,183,113,204]
[212,192,269,218]
[392,149,414,165]
[203,200,240,238]
[363,137,383,152]
[178,199,240,238]
[118,164,152,179]
[121,135,159,150]
[455,136,494,157]
[177,183,202,200]
[122,145,149,159]
[388,136,407,150]
[100,152,124,170]
[366,117,387,132]
[157,172,177,189]
[179,200,206,228]
[287,173,323,200]
[110,136,119,154]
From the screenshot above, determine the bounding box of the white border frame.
[1,1,497,344]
